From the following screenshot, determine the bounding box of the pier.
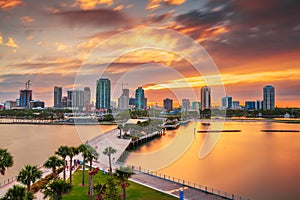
[261,129,299,132]
[87,128,131,167]
[198,130,241,133]
[127,130,164,150]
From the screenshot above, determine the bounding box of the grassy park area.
[63,169,177,200]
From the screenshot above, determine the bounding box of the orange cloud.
[146,0,161,10]
[164,0,186,5]
[6,37,19,48]
[146,0,185,10]
[144,70,300,90]
[44,7,60,14]
[20,16,34,24]
[55,42,69,51]
[0,0,23,10]
[113,4,124,11]
[73,0,113,10]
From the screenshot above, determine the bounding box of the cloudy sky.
[0,0,299,107]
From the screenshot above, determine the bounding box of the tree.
[42,179,72,200]
[105,177,121,200]
[77,144,88,186]
[85,145,99,198]
[1,185,33,200]
[55,146,69,181]
[94,183,107,200]
[44,156,64,179]
[0,148,13,175]
[17,164,43,192]
[66,146,78,185]
[115,166,134,200]
[103,147,116,178]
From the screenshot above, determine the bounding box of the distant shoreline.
[0,117,299,125]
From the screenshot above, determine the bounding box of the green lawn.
[63,169,177,200]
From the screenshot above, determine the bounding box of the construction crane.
[112,82,128,90]
[16,80,31,90]
[118,82,128,90]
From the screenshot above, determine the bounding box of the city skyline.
[0,0,299,107]
[0,81,288,110]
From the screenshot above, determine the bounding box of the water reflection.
[125,121,300,200]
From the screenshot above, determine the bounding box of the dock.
[260,129,299,132]
[198,130,241,133]
[127,130,164,150]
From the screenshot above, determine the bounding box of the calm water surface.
[0,124,116,183]
[124,121,300,200]
[1,121,300,200]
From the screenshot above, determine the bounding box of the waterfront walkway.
[87,128,131,168]
[130,172,228,200]
[1,128,245,200]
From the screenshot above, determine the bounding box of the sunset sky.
[0,0,299,107]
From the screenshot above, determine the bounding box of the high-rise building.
[129,98,135,106]
[182,99,190,112]
[19,89,32,107]
[72,90,84,108]
[245,101,255,110]
[67,91,73,107]
[5,101,17,110]
[191,101,201,110]
[232,101,240,109]
[263,85,275,110]
[163,98,173,111]
[96,78,111,109]
[84,87,91,107]
[62,96,68,107]
[135,87,146,110]
[221,96,232,109]
[201,86,211,111]
[118,88,129,110]
[256,100,263,110]
[54,86,62,108]
[30,100,45,109]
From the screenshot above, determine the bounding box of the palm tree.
[85,145,99,198]
[0,148,13,175]
[42,179,72,200]
[66,146,78,185]
[115,166,134,200]
[2,185,34,200]
[103,147,116,178]
[44,156,64,179]
[94,183,107,200]
[55,146,69,181]
[77,144,88,186]
[17,164,43,192]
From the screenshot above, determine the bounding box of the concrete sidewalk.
[130,172,228,200]
[0,166,52,198]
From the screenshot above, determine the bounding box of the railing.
[0,163,43,189]
[0,176,17,189]
[127,165,250,200]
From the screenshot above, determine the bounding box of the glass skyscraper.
[263,85,275,110]
[19,89,32,108]
[135,87,146,110]
[96,78,111,109]
[54,86,62,108]
[201,86,211,111]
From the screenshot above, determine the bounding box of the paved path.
[87,128,131,168]
[130,172,228,200]
[0,166,52,198]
